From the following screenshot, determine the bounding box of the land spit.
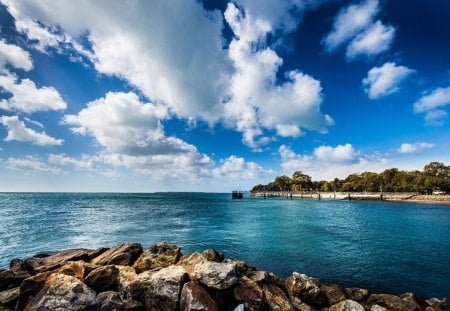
[0,242,448,310]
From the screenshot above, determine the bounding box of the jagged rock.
[15,271,52,310]
[193,261,238,290]
[10,259,34,279]
[233,276,264,311]
[123,299,145,311]
[58,261,87,280]
[322,283,346,306]
[247,271,271,285]
[366,294,417,311]
[370,305,388,311]
[263,283,294,311]
[178,253,208,275]
[427,298,450,311]
[290,297,312,311]
[128,270,156,300]
[98,291,124,311]
[285,272,327,308]
[223,259,255,277]
[91,243,142,266]
[84,265,119,292]
[202,249,224,262]
[115,265,138,299]
[0,270,18,292]
[0,287,19,308]
[23,273,99,310]
[329,299,365,311]
[344,287,369,302]
[141,266,189,311]
[399,292,429,311]
[180,281,218,311]
[133,242,181,273]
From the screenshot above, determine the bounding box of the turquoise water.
[0,192,449,298]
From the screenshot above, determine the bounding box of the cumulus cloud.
[362,62,415,99]
[424,109,447,126]
[398,142,434,154]
[48,153,94,169]
[212,155,272,180]
[413,87,450,126]
[0,115,63,146]
[0,73,67,113]
[313,143,357,163]
[6,156,62,174]
[323,0,395,60]
[0,39,33,72]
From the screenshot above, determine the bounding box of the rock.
[233,304,244,311]
[9,259,34,279]
[263,283,294,311]
[427,298,450,311]
[0,287,19,308]
[115,265,138,299]
[23,273,99,311]
[91,243,143,266]
[123,299,145,311]
[180,281,218,311]
[329,299,365,311]
[133,242,181,273]
[322,283,346,306]
[370,305,388,311]
[399,292,429,311]
[98,291,124,311]
[0,270,19,292]
[58,261,87,280]
[201,249,224,262]
[290,297,312,311]
[344,287,369,302]
[233,276,264,311]
[15,271,52,310]
[178,253,209,275]
[84,265,119,292]
[285,272,327,308]
[366,294,416,311]
[141,266,189,311]
[193,261,238,290]
[223,259,255,277]
[247,271,271,285]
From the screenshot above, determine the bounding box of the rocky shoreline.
[0,242,448,311]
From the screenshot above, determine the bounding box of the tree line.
[251,162,450,194]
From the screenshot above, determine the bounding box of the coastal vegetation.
[251,162,450,194]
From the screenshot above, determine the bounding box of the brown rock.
[0,270,19,292]
[366,294,416,311]
[0,287,19,308]
[329,299,365,311]
[290,297,312,311]
[97,291,124,311]
[263,283,294,311]
[322,283,346,306]
[427,298,450,311]
[344,287,369,302]
[15,271,52,310]
[91,243,142,266]
[132,242,181,273]
[201,249,224,262]
[123,299,144,311]
[285,272,327,308]
[233,276,264,311]
[180,281,218,311]
[399,292,428,311]
[115,265,138,299]
[23,273,99,311]
[370,305,388,311]
[84,265,119,292]
[58,261,87,280]
[223,259,255,277]
[193,261,238,290]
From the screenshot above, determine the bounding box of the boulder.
[115,265,138,299]
[290,297,312,311]
[263,283,294,311]
[84,265,119,292]
[223,259,255,277]
[426,298,450,311]
[133,242,181,273]
[285,272,327,308]
[344,287,369,302]
[178,253,209,276]
[91,243,142,266]
[322,283,346,306]
[399,292,429,311]
[58,261,87,280]
[0,270,19,292]
[0,287,19,308]
[193,261,238,290]
[233,276,264,311]
[97,291,124,311]
[23,273,99,311]
[329,299,365,311]
[180,281,218,311]
[141,266,189,311]
[366,294,417,311]
[201,249,224,262]
[9,259,34,279]
[370,305,388,311]
[123,299,145,311]
[128,270,156,300]
[15,271,52,310]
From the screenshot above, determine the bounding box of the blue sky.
[0,0,449,192]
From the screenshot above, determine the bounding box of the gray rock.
[180,281,218,311]
[285,272,327,308]
[133,242,181,273]
[23,273,99,311]
[399,292,428,311]
[201,249,224,263]
[344,287,369,302]
[16,271,52,310]
[0,287,19,308]
[98,291,124,311]
[115,265,138,299]
[84,265,119,292]
[91,243,142,266]
[233,276,264,311]
[322,283,346,306]
[193,261,238,290]
[329,299,365,311]
[366,294,417,311]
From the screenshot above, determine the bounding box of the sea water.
[0,192,449,298]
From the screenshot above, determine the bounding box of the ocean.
[0,192,449,298]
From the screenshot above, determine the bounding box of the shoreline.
[1,242,448,310]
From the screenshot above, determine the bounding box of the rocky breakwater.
[0,242,448,311]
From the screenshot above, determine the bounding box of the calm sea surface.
[0,192,449,298]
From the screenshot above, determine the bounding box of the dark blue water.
[0,192,449,298]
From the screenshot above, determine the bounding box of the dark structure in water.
[232,191,243,199]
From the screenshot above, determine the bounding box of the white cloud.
[362,62,415,99]
[313,143,357,163]
[6,156,62,174]
[48,153,94,169]
[322,0,395,60]
[425,109,447,126]
[0,73,67,113]
[346,21,395,59]
[398,142,434,154]
[224,3,332,148]
[212,155,272,180]
[323,0,379,51]
[0,39,33,72]
[0,115,63,146]
[413,87,450,113]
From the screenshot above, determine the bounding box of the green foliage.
[250,162,450,194]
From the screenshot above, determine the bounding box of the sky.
[0,0,449,192]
